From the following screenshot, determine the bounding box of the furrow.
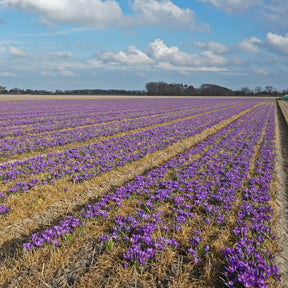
[0,100,260,163]
[0,101,266,287]
[0,102,263,248]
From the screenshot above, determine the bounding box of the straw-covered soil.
[0,98,286,287]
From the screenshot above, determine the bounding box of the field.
[0,97,286,288]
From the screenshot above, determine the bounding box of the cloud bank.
[1,0,124,28]
[98,39,230,71]
[1,0,208,31]
[195,0,263,14]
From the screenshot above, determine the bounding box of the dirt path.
[275,100,288,287]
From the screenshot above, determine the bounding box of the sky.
[0,0,288,92]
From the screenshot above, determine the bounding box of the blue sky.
[0,0,288,92]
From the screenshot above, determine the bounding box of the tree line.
[0,87,146,96]
[0,83,287,96]
[145,82,287,96]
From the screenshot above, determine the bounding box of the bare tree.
[254,86,262,95]
[240,87,252,95]
[265,86,275,94]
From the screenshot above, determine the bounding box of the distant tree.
[254,86,263,95]
[9,88,21,94]
[199,84,234,96]
[240,87,251,95]
[145,81,184,95]
[145,81,236,96]
[146,82,159,95]
[0,86,6,94]
[184,85,196,96]
[158,81,168,95]
[168,83,183,95]
[265,86,276,95]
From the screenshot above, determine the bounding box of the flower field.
[0,97,285,287]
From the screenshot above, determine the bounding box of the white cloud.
[8,46,27,56]
[97,39,231,72]
[54,52,73,59]
[100,45,154,65]
[266,32,288,55]
[178,70,190,76]
[194,37,264,55]
[261,0,288,28]
[147,39,227,67]
[194,41,229,54]
[136,72,147,77]
[1,0,124,28]
[37,16,54,28]
[220,71,249,76]
[58,66,76,77]
[0,71,17,77]
[252,68,268,75]
[132,0,209,31]
[41,64,76,77]
[200,50,228,65]
[1,0,209,31]
[237,37,262,53]
[195,0,263,14]
[147,39,187,64]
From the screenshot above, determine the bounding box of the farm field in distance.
[0,96,287,288]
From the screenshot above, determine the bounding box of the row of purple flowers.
[0,98,254,126]
[222,105,280,287]
[0,99,258,157]
[23,100,280,286]
[0,101,259,215]
[0,99,210,137]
